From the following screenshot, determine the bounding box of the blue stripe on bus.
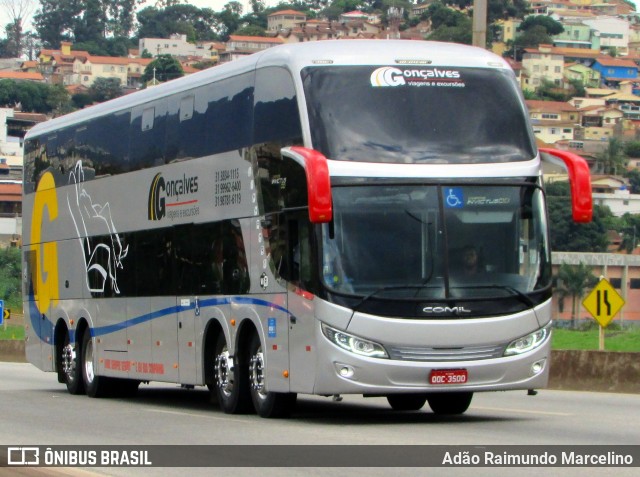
[27,290,290,345]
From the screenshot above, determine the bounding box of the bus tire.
[60,331,84,395]
[427,392,473,415]
[214,333,252,414]
[386,394,428,411]
[81,329,112,398]
[248,333,297,418]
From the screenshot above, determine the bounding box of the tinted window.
[302,66,536,164]
[254,67,302,144]
[130,100,168,170]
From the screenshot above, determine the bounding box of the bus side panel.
[233,296,290,393]
[95,298,129,378]
[287,290,317,394]
[150,296,180,383]
[126,297,153,381]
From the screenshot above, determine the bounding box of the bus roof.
[26,40,511,139]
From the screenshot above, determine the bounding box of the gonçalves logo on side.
[422,306,472,315]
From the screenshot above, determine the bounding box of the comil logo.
[148,173,166,221]
[370,67,406,87]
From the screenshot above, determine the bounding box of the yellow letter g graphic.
[30,172,59,314]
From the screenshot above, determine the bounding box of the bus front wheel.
[427,392,473,415]
[248,334,296,418]
[386,393,428,411]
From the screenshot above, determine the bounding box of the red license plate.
[429,369,468,385]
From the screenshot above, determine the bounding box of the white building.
[139,34,213,59]
[593,188,640,216]
[581,16,630,55]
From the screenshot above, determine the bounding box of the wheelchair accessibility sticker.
[444,188,464,208]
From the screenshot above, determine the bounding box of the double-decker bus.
[22,40,591,418]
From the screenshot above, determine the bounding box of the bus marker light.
[306,346,311,352]
[173,363,178,369]
[283,370,289,378]
[69,319,74,325]
[230,319,236,327]
[273,345,278,350]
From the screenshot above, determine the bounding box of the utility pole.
[472,0,487,49]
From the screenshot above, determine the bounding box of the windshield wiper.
[352,285,429,312]
[450,285,535,307]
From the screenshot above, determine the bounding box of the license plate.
[429,369,468,385]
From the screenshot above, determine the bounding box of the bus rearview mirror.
[281,146,333,224]
[539,147,592,223]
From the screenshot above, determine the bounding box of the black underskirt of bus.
[322,287,553,319]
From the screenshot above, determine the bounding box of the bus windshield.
[302,65,536,164]
[321,183,551,312]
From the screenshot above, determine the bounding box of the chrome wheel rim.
[214,346,233,398]
[250,346,267,400]
[84,337,94,384]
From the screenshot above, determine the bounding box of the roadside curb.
[1,341,638,393]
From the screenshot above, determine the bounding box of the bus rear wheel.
[248,334,296,418]
[427,392,473,415]
[213,333,251,414]
[386,393,428,411]
[81,330,112,398]
[60,332,84,395]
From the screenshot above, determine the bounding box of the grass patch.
[552,327,640,352]
[0,324,25,341]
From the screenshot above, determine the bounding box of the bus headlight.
[504,323,551,357]
[321,323,388,358]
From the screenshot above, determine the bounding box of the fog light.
[531,359,546,376]
[337,364,355,379]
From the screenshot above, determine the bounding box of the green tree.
[33,0,79,47]
[233,24,267,37]
[624,141,640,158]
[0,79,71,113]
[34,0,139,47]
[88,77,123,102]
[517,15,564,35]
[141,54,184,84]
[0,247,21,308]
[0,0,36,58]
[546,181,610,253]
[555,262,597,328]
[596,137,627,175]
[513,24,552,51]
[625,168,640,194]
[136,4,221,41]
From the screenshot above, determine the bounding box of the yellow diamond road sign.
[582,279,625,328]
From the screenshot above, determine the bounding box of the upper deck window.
[301,65,536,164]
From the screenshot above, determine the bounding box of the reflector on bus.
[539,147,593,223]
[282,146,333,223]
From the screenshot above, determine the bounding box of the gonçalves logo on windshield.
[422,306,472,315]
[370,67,461,87]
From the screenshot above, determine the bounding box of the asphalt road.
[0,361,638,477]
